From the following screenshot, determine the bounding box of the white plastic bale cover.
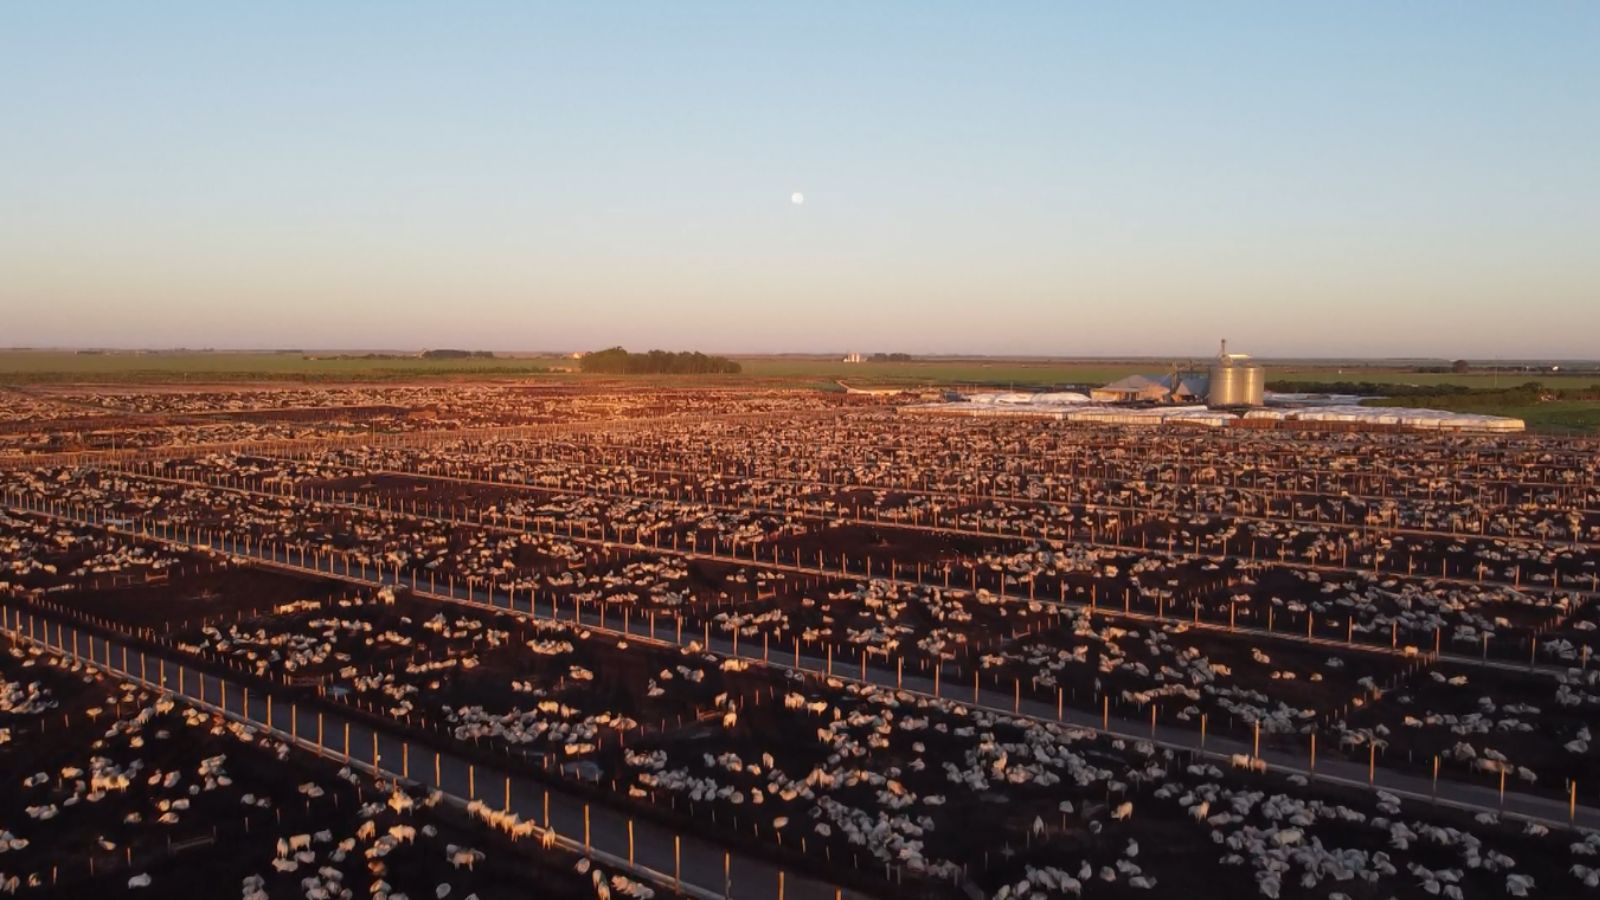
[1176,414,1232,427]
[1268,403,1515,432]
[1033,392,1093,406]
[1165,409,1236,428]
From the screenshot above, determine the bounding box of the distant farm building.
[1091,373,1209,404]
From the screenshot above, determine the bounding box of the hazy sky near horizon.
[3,3,1597,358]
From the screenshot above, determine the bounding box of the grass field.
[735,358,1600,391]
[1267,371,1600,390]
[735,358,1146,387]
[0,351,570,383]
[2,350,1597,397]
[0,352,1150,387]
[1470,402,1600,434]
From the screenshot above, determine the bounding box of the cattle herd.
[1,381,1599,899]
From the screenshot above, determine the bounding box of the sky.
[2,3,1597,358]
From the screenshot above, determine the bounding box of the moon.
[791,192,805,205]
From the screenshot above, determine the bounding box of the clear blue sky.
[3,3,1596,357]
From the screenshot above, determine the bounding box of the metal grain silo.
[1207,339,1265,407]
[1240,363,1264,405]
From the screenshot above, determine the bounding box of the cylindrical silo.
[1207,338,1265,406]
[1240,363,1264,406]
[1208,363,1244,406]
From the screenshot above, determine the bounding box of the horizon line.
[3,346,1598,366]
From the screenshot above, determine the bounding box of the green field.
[3,351,1598,399]
[1267,372,1600,390]
[735,358,1146,388]
[735,357,1600,391]
[0,351,570,383]
[1467,402,1600,434]
[0,351,1153,387]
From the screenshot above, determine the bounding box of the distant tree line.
[870,352,914,362]
[1406,361,1473,374]
[580,347,741,375]
[421,349,496,359]
[1408,361,1593,375]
